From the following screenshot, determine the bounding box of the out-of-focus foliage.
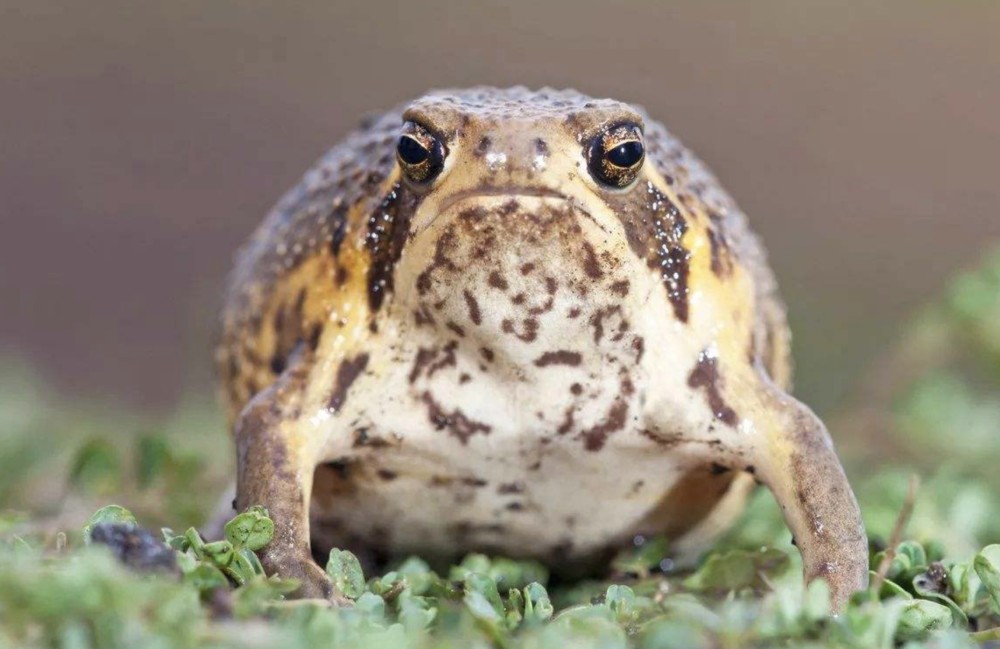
[1,246,999,648]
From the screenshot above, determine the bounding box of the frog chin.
[394,193,630,353]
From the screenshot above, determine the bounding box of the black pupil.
[606,141,643,167]
[398,135,430,165]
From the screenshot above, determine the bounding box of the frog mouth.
[436,186,571,215]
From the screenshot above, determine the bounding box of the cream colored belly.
[306,328,749,571]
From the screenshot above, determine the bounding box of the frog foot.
[261,549,352,606]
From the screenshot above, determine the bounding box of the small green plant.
[1,244,999,647]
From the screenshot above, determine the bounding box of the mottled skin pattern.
[216,87,868,609]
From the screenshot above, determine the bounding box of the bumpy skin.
[217,87,868,609]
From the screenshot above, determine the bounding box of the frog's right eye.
[397,121,445,184]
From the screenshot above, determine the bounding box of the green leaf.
[463,572,505,624]
[354,591,386,620]
[201,541,234,568]
[185,564,229,592]
[395,556,436,596]
[974,544,1000,614]
[523,582,553,624]
[325,548,366,600]
[82,505,137,542]
[894,598,953,641]
[683,547,789,593]
[604,584,637,624]
[223,506,274,551]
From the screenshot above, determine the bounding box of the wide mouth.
[436,186,570,216]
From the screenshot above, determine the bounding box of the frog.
[216,87,868,610]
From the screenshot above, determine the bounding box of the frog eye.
[397,121,445,184]
[588,123,645,188]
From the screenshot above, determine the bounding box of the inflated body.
[216,87,867,608]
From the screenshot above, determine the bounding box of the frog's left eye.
[588,123,645,188]
[397,121,445,184]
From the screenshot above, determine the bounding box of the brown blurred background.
[1,0,998,416]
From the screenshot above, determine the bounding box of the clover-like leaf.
[223,506,274,551]
[325,548,366,600]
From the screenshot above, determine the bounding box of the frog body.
[217,87,867,608]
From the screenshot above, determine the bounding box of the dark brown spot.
[498,482,525,494]
[499,199,518,216]
[413,305,436,327]
[377,469,398,481]
[487,271,509,291]
[610,280,630,296]
[580,241,603,280]
[519,262,535,276]
[353,428,390,448]
[416,226,458,296]
[556,406,575,435]
[501,318,539,342]
[567,307,581,318]
[328,353,370,411]
[581,400,628,451]
[506,502,525,512]
[462,477,488,487]
[459,373,472,384]
[579,372,633,451]
[479,347,495,362]
[533,350,582,367]
[588,305,624,344]
[631,336,645,362]
[687,351,739,426]
[428,341,459,377]
[335,266,350,286]
[534,138,549,157]
[446,321,466,337]
[422,392,492,444]
[570,382,583,395]
[463,290,482,325]
[409,347,437,384]
[458,205,488,221]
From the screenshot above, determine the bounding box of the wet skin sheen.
[216,87,868,610]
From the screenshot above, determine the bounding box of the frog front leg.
[707,372,869,611]
[234,365,347,604]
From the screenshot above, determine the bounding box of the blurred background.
[2,0,999,417]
